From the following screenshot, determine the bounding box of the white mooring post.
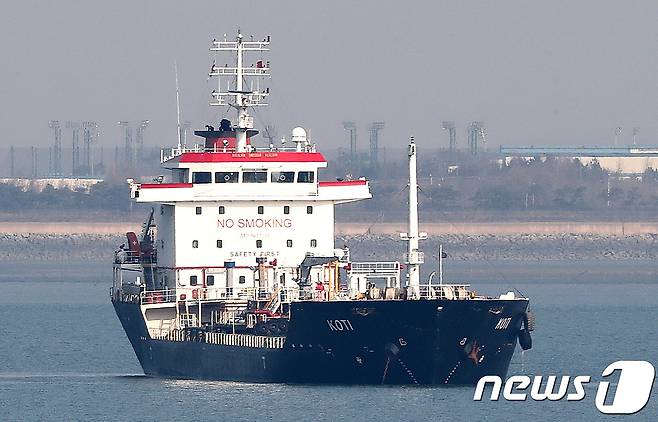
[439,244,444,285]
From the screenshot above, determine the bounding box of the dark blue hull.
[113,298,529,385]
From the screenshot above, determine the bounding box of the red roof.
[318,180,368,187]
[140,183,193,189]
[179,151,327,163]
[140,181,367,189]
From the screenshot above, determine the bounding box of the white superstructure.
[123,31,374,307]
[130,149,371,296]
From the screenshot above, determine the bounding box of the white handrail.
[161,144,316,163]
[152,330,286,349]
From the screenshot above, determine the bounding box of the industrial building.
[499,146,658,174]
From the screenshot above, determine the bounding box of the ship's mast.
[209,30,270,152]
[175,61,182,149]
[402,137,426,298]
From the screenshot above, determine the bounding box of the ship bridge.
[125,141,372,290]
[131,149,370,204]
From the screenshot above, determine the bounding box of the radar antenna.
[209,30,271,152]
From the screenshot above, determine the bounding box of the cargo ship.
[111,30,533,385]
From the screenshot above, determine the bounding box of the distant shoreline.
[1,221,657,235]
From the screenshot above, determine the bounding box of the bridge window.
[190,275,198,286]
[286,239,293,247]
[297,171,315,183]
[195,206,202,215]
[258,206,264,214]
[219,206,225,214]
[243,171,267,183]
[284,205,290,214]
[173,168,188,183]
[215,171,239,183]
[192,240,198,248]
[192,171,212,184]
[216,240,223,248]
[307,205,313,214]
[310,239,317,248]
[206,275,215,286]
[271,171,294,183]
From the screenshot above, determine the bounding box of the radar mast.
[209,30,271,152]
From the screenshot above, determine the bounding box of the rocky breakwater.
[339,233,658,261]
[1,232,657,262]
[0,233,123,261]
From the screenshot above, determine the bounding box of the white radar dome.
[291,126,307,142]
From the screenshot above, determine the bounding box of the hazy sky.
[2,0,658,151]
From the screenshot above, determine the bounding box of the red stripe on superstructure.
[140,183,193,189]
[318,180,368,187]
[179,152,327,163]
[158,265,259,270]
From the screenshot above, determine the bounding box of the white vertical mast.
[439,244,444,285]
[402,137,426,298]
[235,31,246,151]
[209,30,270,152]
[174,61,182,149]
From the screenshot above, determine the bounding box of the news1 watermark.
[474,361,655,415]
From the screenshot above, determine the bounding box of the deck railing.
[114,250,157,265]
[141,289,177,304]
[139,286,300,306]
[155,329,286,349]
[161,144,314,163]
[418,284,472,300]
[135,284,473,306]
[359,284,472,300]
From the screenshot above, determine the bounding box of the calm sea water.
[0,260,656,421]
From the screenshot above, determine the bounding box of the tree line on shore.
[2,153,658,215]
[338,154,658,213]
